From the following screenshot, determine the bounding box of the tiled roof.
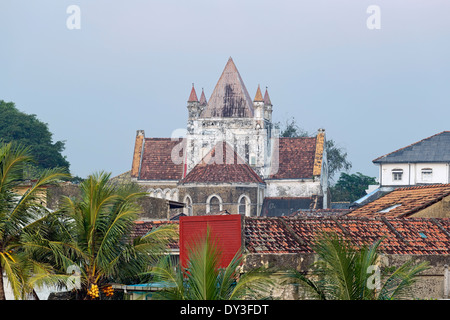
[138,138,186,180]
[244,216,450,255]
[201,57,254,118]
[268,137,317,179]
[347,184,450,218]
[131,216,450,255]
[180,141,264,184]
[373,131,450,163]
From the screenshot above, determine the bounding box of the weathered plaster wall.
[243,253,450,300]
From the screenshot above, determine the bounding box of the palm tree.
[0,142,70,299]
[151,228,272,300]
[287,232,429,300]
[25,171,178,300]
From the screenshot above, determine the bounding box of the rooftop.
[132,216,450,255]
[347,184,450,218]
[373,131,450,164]
[180,141,264,184]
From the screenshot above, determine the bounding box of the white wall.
[265,180,322,198]
[379,163,449,186]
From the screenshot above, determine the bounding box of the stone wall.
[243,253,450,300]
[178,184,261,216]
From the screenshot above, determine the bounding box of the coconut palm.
[287,232,429,300]
[0,142,70,299]
[151,228,272,300]
[25,171,178,299]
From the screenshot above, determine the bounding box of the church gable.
[180,141,264,185]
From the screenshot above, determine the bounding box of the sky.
[1,0,449,181]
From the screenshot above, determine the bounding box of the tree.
[24,171,178,300]
[151,228,272,300]
[0,100,70,176]
[330,172,377,203]
[0,142,69,299]
[276,117,351,180]
[286,232,429,300]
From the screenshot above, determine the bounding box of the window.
[421,168,432,182]
[184,195,193,216]
[207,195,222,213]
[238,195,251,216]
[392,169,403,181]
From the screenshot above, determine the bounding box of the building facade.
[130,58,328,217]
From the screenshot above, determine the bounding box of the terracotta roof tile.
[244,216,450,255]
[138,138,186,180]
[347,184,450,218]
[180,141,264,184]
[269,137,317,179]
[131,216,450,255]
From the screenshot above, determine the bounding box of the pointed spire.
[199,88,207,106]
[188,83,198,102]
[254,84,264,102]
[264,87,272,105]
[201,57,254,118]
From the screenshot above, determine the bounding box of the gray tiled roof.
[373,131,450,163]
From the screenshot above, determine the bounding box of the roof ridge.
[373,131,450,163]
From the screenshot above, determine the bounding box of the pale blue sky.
[1,0,449,180]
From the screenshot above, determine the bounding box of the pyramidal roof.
[201,57,254,118]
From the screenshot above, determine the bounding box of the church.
[130,58,329,217]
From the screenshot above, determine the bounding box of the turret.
[263,87,273,122]
[187,84,200,120]
[253,84,264,120]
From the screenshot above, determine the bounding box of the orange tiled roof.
[131,216,450,255]
[347,184,450,218]
[244,216,450,255]
[180,141,264,184]
[268,137,317,179]
[138,138,186,181]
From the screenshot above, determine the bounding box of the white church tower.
[185,57,277,178]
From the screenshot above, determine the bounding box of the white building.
[373,131,450,187]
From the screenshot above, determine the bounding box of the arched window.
[184,195,193,216]
[207,195,222,213]
[238,195,251,216]
[421,168,432,182]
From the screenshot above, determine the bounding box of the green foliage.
[0,100,70,175]
[330,172,377,202]
[0,141,70,299]
[23,171,178,299]
[151,228,273,300]
[285,232,429,300]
